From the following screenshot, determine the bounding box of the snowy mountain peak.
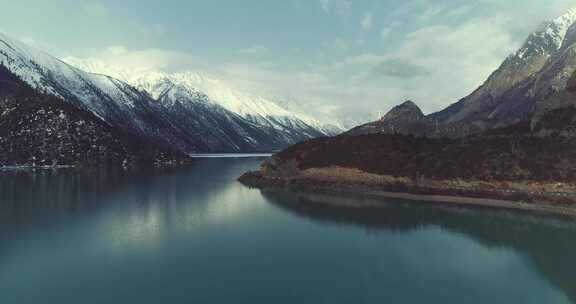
[551,7,576,27]
[545,7,576,47]
[64,58,341,134]
[514,8,576,60]
[0,31,335,152]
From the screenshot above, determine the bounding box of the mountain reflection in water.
[261,189,576,303]
[0,158,574,304]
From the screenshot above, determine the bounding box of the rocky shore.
[239,167,576,218]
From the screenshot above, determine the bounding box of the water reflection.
[0,159,575,304]
[0,159,264,255]
[260,189,576,303]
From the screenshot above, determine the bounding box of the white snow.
[513,7,576,59]
[550,7,576,47]
[0,32,339,153]
[64,57,341,134]
[0,32,144,120]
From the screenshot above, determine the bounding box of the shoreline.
[0,165,76,171]
[239,171,576,218]
[189,153,273,158]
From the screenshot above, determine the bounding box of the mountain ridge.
[63,57,342,135]
[0,64,191,168]
[347,100,429,136]
[352,8,576,138]
[0,32,333,153]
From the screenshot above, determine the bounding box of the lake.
[0,157,575,304]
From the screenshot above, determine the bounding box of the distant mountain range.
[63,58,342,135]
[352,8,576,138]
[5,7,576,168]
[0,32,338,162]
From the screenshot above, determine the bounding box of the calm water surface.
[0,158,575,304]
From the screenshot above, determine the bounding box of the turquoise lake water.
[0,158,574,303]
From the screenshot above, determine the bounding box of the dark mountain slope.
[346,100,482,138]
[274,119,576,182]
[240,77,576,210]
[272,75,576,182]
[0,65,191,168]
[0,33,331,153]
[347,101,429,136]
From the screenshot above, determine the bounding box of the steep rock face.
[430,9,576,128]
[530,70,576,135]
[0,65,190,168]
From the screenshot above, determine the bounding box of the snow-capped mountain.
[0,32,332,153]
[427,7,576,131]
[0,32,200,151]
[515,8,576,60]
[0,64,190,168]
[350,8,576,138]
[64,58,341,135]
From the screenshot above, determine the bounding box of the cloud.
[333,38,350,51]
[238,45,269,55]
[359,14,519,112]
[319,0,352,16]
[361,13,373,32]
[419,6,444,21]
[380,27,392,40]
[329,38,365,52]
[313,10,538,115]
[445,5,474,17]
[319,0,330,13]
[260,3,566,120]
[67,46,199,71]
[149,24,166,38]
[372,58,429,78]
[64,9,525,126]
[341,53,385,66]
[60,1,576,127]
[81,1,109,17]
[380,21,400,41]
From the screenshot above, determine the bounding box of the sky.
[1,0,576,122]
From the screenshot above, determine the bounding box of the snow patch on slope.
[0,32,143,117]
[514,8,576,60]
[550,7,576,47]
[64,57,341,134]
